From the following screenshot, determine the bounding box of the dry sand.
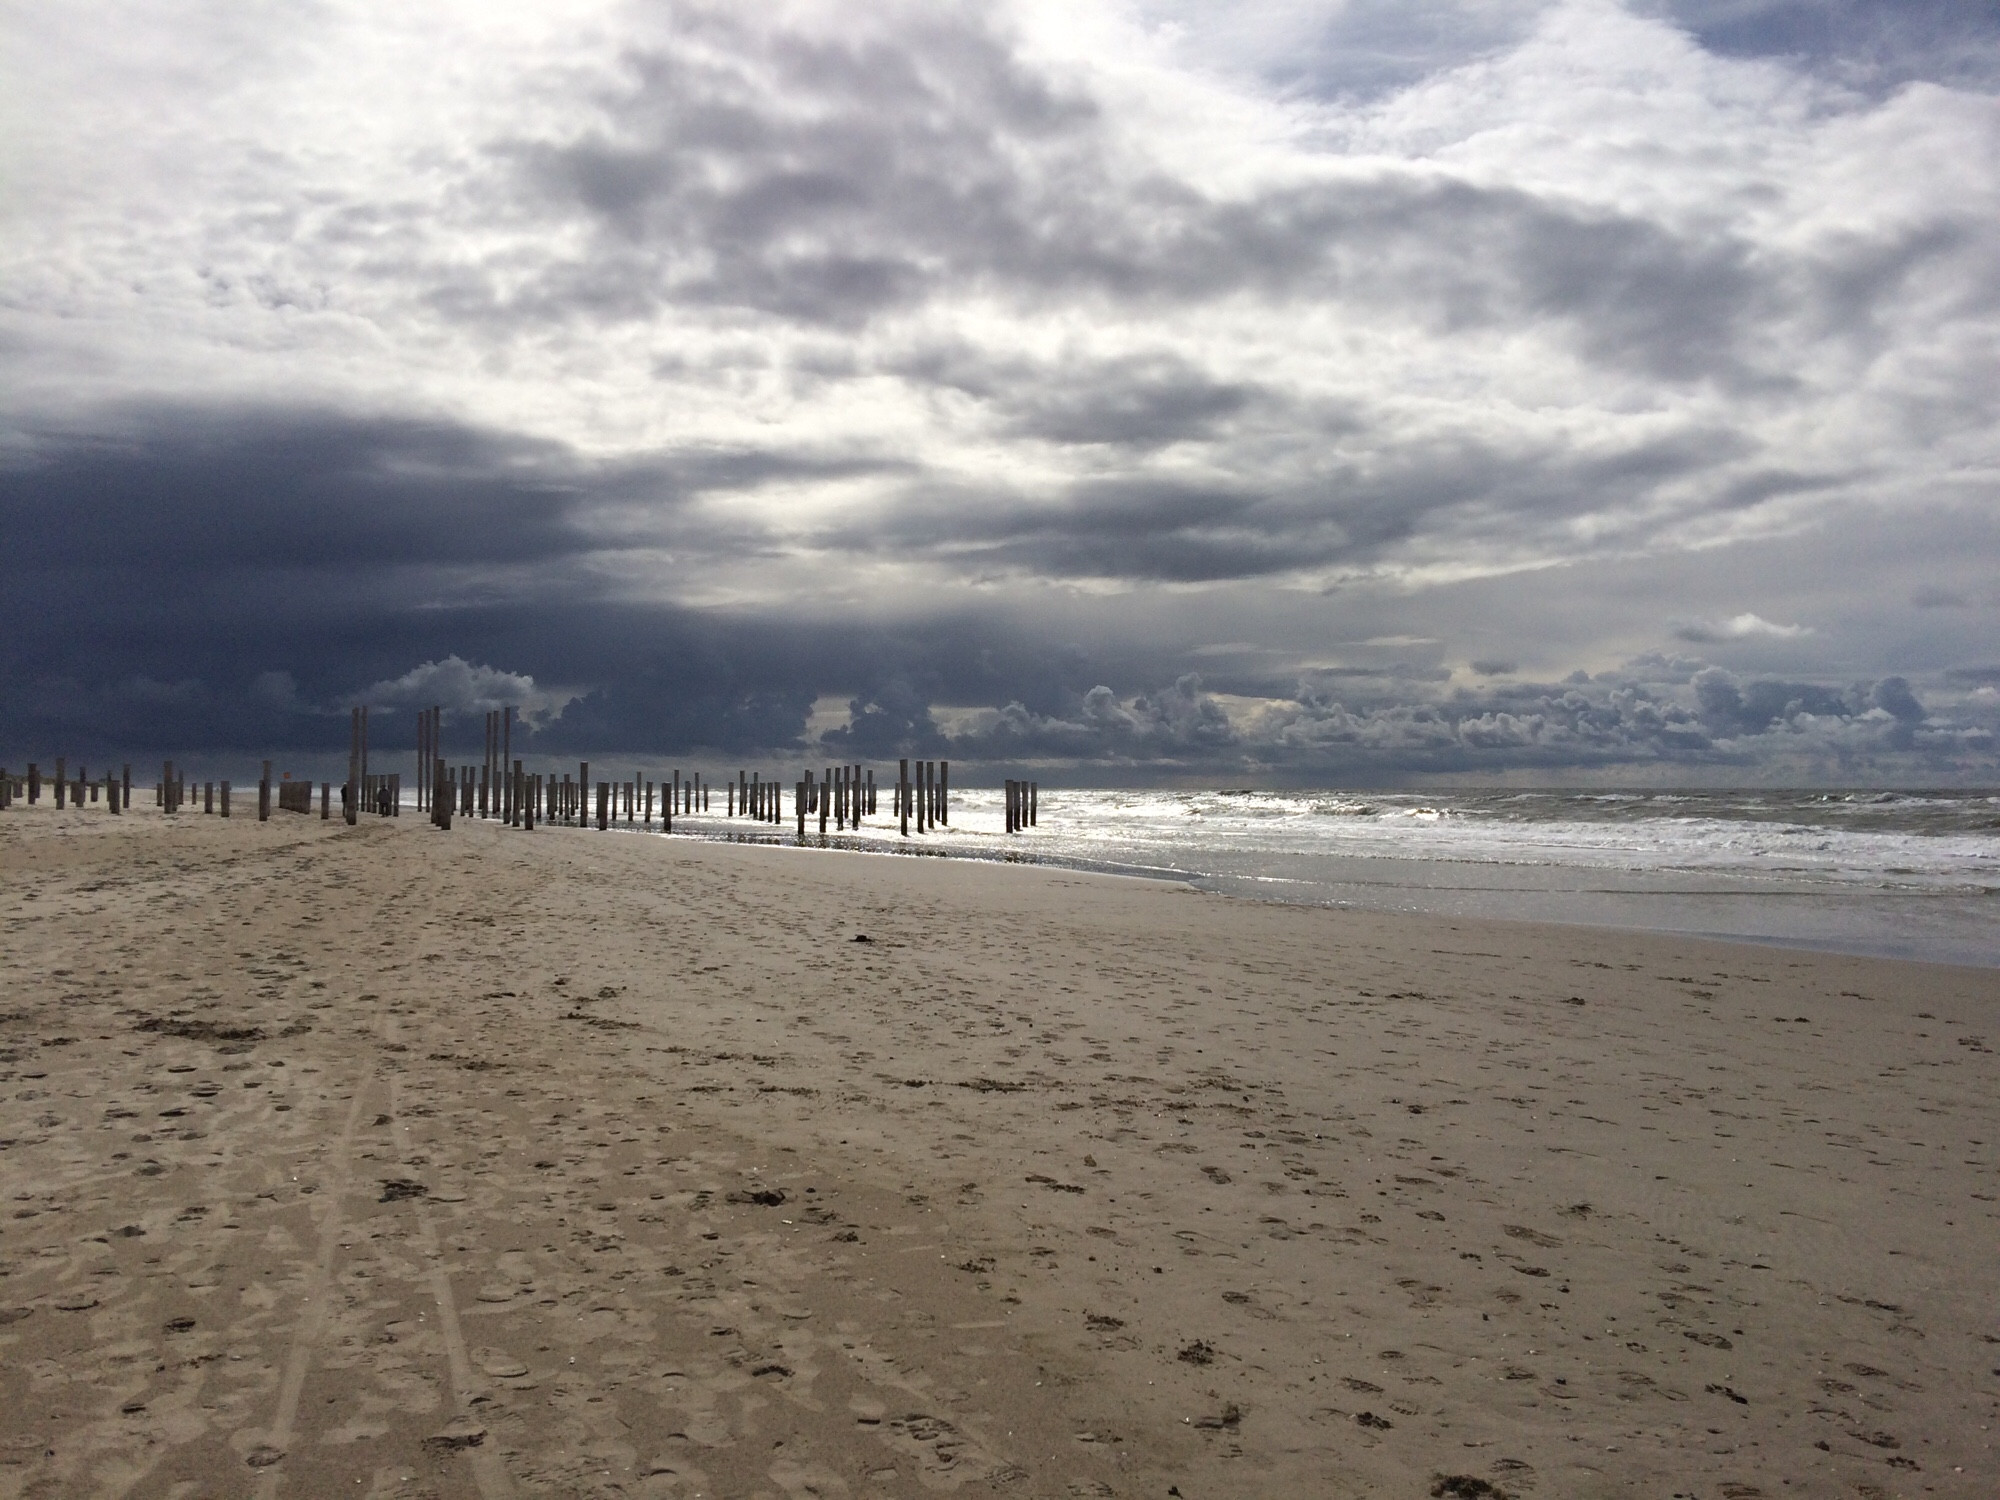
[1,801,1996,1500]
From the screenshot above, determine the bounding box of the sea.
[675,786,2000,970]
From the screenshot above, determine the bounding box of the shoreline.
[517,811,2000,972]
[3,801,1995,1497]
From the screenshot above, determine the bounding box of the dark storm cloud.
[0,406,892,756]
[0,410,584,572]
[0,404,907,587]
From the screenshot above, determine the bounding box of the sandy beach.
[2,801,1995,1500]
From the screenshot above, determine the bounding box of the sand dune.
[2,802,1995,1498]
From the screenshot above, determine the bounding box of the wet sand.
[2,801,1995,1499]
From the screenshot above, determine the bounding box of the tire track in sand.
[250,1077,372,1498]
[388,1068,518,1500]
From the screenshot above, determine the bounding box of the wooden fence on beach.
[4,703,1040,842]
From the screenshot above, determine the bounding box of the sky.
[4,0,1998,784]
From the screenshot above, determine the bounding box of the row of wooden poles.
[407,702,1042,838]
[3,706,1042,838]
[0,757,370,821]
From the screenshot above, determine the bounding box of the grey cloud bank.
[3,0,1996,783]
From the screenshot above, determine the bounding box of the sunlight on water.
[632,786,2000,967]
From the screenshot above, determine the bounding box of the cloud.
[362,657,568,727]
[1672,612,1813,643]
[916,657,1969,779]
[3,1,1998,780]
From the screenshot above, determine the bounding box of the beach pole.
[796,781,806,836]
[346,709,360,825]
[899,758,909,836]
[55,758,66,810]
